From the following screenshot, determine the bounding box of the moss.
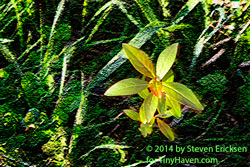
[21,72,48,109]
[42,127,67,166]
[85,103,108,123]
[53,81,81,126]
[69,127,101,166]
[197,72,228,99]
[0,105,24,141]
[232,76,250,117]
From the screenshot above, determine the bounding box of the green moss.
[232,76,250,116]
[53,81,81,126]
[85,103,108,123]
[42,127,67,166]
[197,72,228,98]
[21,72,48,108]
[0,105,21,142]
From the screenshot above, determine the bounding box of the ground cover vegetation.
[0,0,249,166]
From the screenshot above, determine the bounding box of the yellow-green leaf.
[165,95,181,119]
[138,88,150,99]
[139,103,147,124]
[139,123,153,137]
[162,82,204,110]
[144,93,158,123]
[124,109,140,121]
[162,70,174,82]
[140,125,148,137]
[157,119,175,141]
[157,94,168,114]
[122,43,156,78]
[105,78,149,96]
[149,80,162,98]
[156,43,178,80]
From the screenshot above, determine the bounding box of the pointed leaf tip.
[124,109,140,121]
[162,82,204,110]
[122,43,156,78]
[157,119,175,141]
[156,43,179,80]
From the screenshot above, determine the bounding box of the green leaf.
[138,88,150,99]
[139,103,147,124]
[149,80,162,98]
[162,82,204,110]
[162,70,174,82]
[105,78,149,96]
[156,43,178,80]
[157,93,180,118]
[165,95,181,119]
[143,93,158,123]
[140,126,147,137]
[139,121,154,137]
[139,125,151,137]
[122,43,156,78]
[124,109,140,121]
[157,94,169,114]
[157,119,175,141]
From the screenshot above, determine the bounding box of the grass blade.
[173,0,202,24]
[58,47,75,100]
[49,0,66,41]
[41,0,66,79]
[0,43,22,75]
